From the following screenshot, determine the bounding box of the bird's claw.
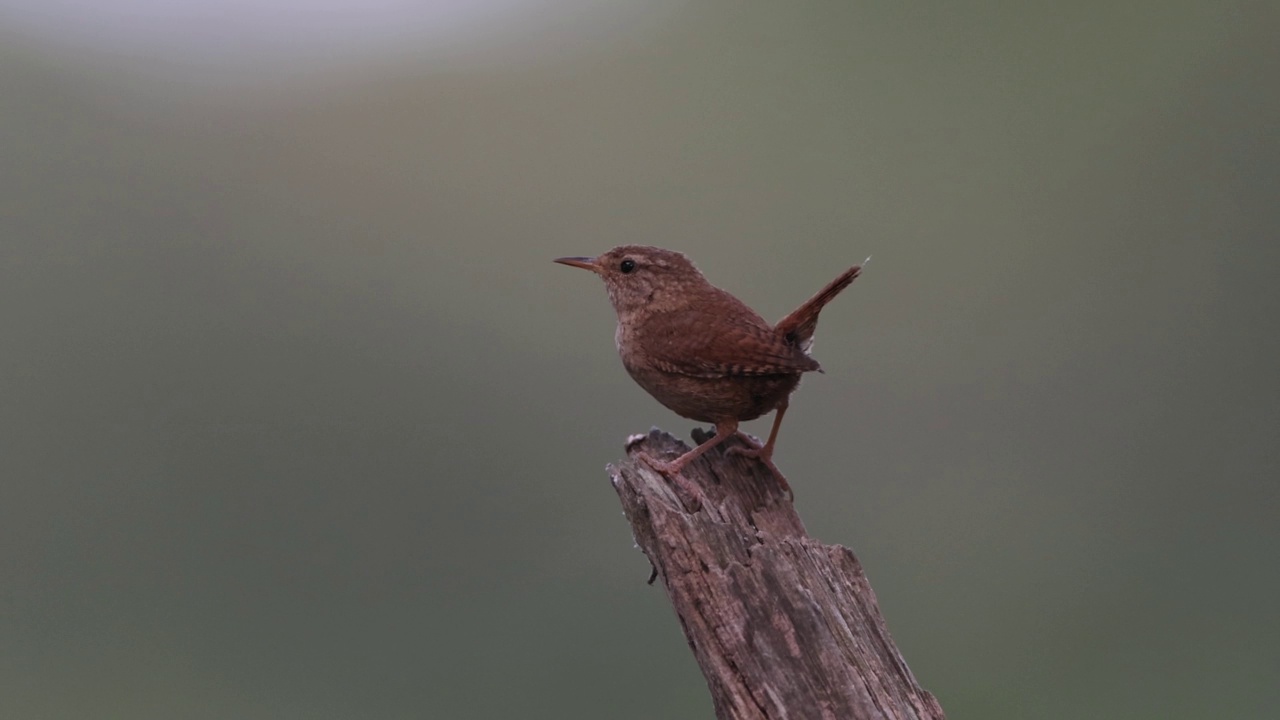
[725,445,793,502]
[636,452,706,511]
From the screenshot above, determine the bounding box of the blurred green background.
[2,1,1277,718]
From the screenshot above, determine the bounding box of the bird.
[555,245,862,500]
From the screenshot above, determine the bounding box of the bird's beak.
[554,256,599,272]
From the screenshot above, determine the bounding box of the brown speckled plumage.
[556,245,862,501]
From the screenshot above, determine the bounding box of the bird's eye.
[619,259,636,274]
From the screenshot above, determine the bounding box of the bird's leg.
[729,401,794,500]
[636,421,739,507]
[732,401,787,458]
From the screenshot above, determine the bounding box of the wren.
[555,246,862,500]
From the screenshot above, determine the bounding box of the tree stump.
[608,428,945,720]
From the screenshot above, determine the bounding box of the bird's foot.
[726,445,795,502]
[635,451,707,511]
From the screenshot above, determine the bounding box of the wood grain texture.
[609,428,945,720]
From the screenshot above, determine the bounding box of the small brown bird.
[555,246,862,500]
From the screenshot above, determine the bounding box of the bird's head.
[554,245,708,317]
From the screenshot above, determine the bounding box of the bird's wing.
[637,301,820,378]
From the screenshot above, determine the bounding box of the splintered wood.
[609,428,945,720]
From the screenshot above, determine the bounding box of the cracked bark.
[609,428,945,720]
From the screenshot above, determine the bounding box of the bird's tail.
[774,262,864,352]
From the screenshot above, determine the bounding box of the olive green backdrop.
[2,1,1277,718]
